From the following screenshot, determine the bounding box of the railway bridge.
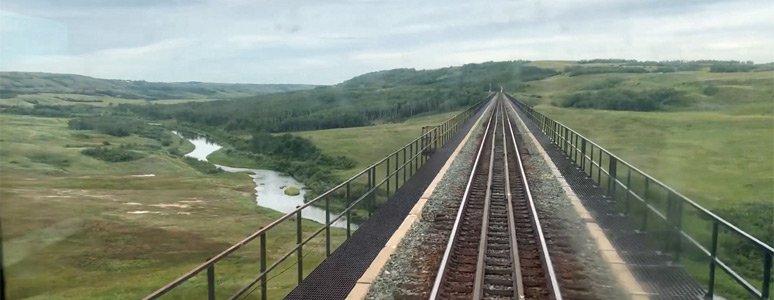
[144,92,773,300]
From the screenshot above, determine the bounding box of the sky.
[0,0,772,84]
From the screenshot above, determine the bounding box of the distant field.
[0,114,342,299]
[533,106,773,207]
[293,110,464,179]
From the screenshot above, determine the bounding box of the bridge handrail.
[505,94,773,300]
[143,93,494,300]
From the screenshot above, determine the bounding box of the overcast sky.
[0,0,772,84]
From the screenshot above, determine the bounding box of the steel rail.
[429,99,497,300]
[472,99,499,299]
[500,101,525,299]
[504,95,563,300]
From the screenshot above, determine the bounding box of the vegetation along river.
[175,132,351,228]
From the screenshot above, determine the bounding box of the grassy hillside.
[127,60,556,133]
[513,63,773,295]
[0,72,317,107]
[293,110,465,179]
[513,62,773,215]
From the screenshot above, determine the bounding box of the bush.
[709,63,756,73]
[183,157,223,174]
[68,115,173,144]
[69,116,135,137]
[81,147,145,162]
[703,85,719,96]
[284,187,300,196]
[564,66,648,76]
[652,67,677,73]
[582,78,625,90]
[560,88,687,111]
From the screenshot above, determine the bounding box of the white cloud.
[1,0,772,84]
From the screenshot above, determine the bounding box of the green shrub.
[709,63,756,73]
[284,187,300,196]
[182,157,223,174]
[81,147,145,162]
[560,88,687,111]
[703,85,719,96]
[582,78,626,90]
[564,66,648,76]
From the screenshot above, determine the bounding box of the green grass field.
[293,110,464,179]
[0,114,344,300]
[514,67,773,217]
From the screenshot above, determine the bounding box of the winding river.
[176,132,350,228]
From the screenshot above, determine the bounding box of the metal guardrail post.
[597,150,603,185]
[346,183,351,239]
[434,127,438,150]
[325,196,331,257]
[763,252,772,300]
[394,152,398,192]
[641,177,650,232]
[260,232,267,300]
[409,143,413,176]
[581,139,587,173]
[665,193,674,252]
[414,140,419,172]
[401,147,407,184]
[207,264,215,300]
[675,198,683,261]
[570,132,575,161]
[590,146,595,180]
[296,208,303,284]
[607,156,618,197]
[367,167,373,218]
[386,157,390,198]
[625,168,632,215]
[706,221,719,299]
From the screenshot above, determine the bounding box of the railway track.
[429,94,562,300]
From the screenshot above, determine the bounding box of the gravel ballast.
[367,105,491,299]
[368,101,626,299]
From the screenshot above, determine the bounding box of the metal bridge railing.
[143,94,492,300]
[507,94,773,300]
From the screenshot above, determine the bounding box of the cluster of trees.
[560,88,687,111]
[81,146,145,162]
[572,59,774,74]
[126,61,558,134]
[564,66,649,77]
[3,104,97,117]
[68,115,172,144]
[69,116,137,137]
[581,78,626,90]
[709,63,757,73]
[244,132,356,199]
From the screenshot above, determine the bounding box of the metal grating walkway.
[511,104,706,300]
[285,104,490,300]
